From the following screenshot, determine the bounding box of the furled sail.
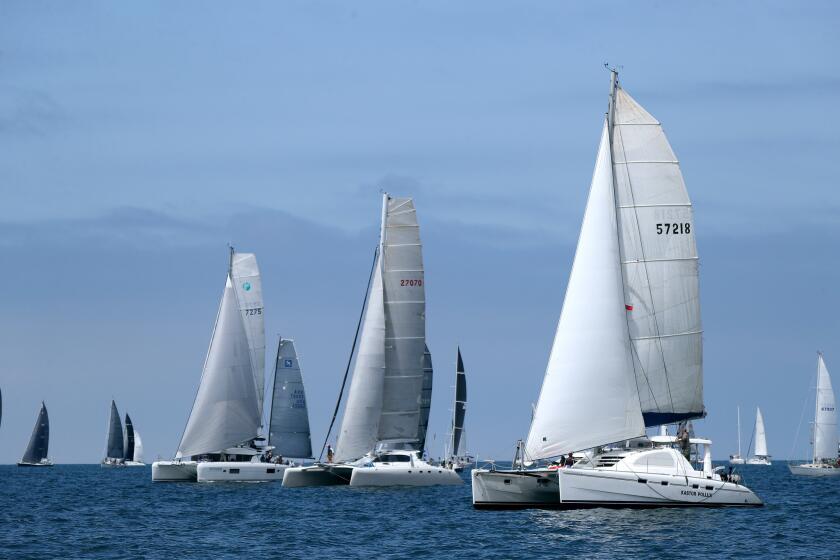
[415,345,433,452]
[814,353,838,462]
[450,347,467,457]
[21,402,49,463]
[124,413,136,461]
[379,196,426,444]
[231,252,266,419]
[176,273,262,459]
[106,400,124,460]
[133,431,144,463]
[753,407,768,457]
[268,338,313,459]
[335,249,386,463]
[525,122,646,461]
[611,84,704,426]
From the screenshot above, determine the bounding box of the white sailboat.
[729,406,745,464]
[132,430,145,465]
[445,347,472,472]
[745,407,771,465]
[471,70,762,508]
[153,249,267,482]
[790,353,840,476]
[122,413,145,466]
[283,194,461,488]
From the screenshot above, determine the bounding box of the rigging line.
[317,245,379,462]
[745,414,756,458]
[614,94,677,417]
[607,75,661,417]
[790,366,816,461]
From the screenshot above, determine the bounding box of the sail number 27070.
[656,223,691,235]
[400,279,424,287]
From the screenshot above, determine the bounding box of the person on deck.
[326,445,334,463]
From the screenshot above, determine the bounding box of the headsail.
[814,353,838,462]
[176,272,262,458]
[611,82,704,426]
[525,121,646,460]
[106,401,124,460]
[450,347,467,458]
[133,431,144,463]
[21,402,49,463]
[753,407,768,457]
[124,413,136,461]
[231,252,266,420]
[268,338,313,459]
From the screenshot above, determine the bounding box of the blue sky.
[1,1,838,462]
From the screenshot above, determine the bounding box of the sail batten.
[268,339,313,459]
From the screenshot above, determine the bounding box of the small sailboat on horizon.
[102,400,126,467]
[729,406,745,465]
[745,407,771,465]
[444,347,472,472]
[18,402,52,467]
[789,352,840,476]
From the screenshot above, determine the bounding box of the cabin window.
[266,469,275,474]
[374,454,411,463]
[504,479,511,485]
[229,468,240,474]
[660,481,668,486]
[705,486,713,491]
[692,484,699,489]
[637,479,647,483]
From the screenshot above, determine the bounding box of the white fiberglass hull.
[152,460,198,482]
[471,469,560,508]
[789,463,840,477]
[197,462,288,482]
[282,464,355,487]
[124,461,146,467]
[729,456,745,465]
[17,460,53,467]
[349,463,463,487]
[745,456,771,466]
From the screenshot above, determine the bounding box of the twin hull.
[196,462,288,482]
[282,462,463,487]
[788,464,840,477]
[152,461,198,482]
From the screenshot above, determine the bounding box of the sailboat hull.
[349,463,463,487]
[789,464,840,477]
[196,461,289,482]
[282,464,355,487]
[745,456,771,465]
[471,469,560,508]
[17,461,53,467]
[152,460,198,482]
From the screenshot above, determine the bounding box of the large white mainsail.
[231,252,266,420]
[753,407,768,457]
[525,122,646,460]
[612,86,703,426]
[268,338,313,459]
[133,431,144,463]
[335,194,426,462]
[176,262,262,459]
[814,353,838,462]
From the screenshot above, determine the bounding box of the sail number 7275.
[656,223,691,235]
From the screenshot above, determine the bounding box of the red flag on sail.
[625,304,634,311]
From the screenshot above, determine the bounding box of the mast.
[814,352,821,464]
[737,406,742,457]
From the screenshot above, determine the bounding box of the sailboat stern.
[281,464,354,487]
[471,468,560,509]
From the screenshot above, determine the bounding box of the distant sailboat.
[790,352,840,476]
[445,347,471,472]
[729,406,745,465]
[471,69,761,508]
[283,194,461,488]
[745,407,771,465]
[102,400,126,467]
[18,402,52,467]
[123,413,145,466]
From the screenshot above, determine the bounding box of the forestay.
[106,401,124,460]
[21,402,49,463]
[612,86,704,426]
[177,275,262,458]
[525,122,646,461]
[814,354,838,461]
[268,338,313,459]
[231,252,266,419]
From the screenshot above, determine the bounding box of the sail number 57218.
[656,223,691,235]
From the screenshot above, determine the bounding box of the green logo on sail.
[242,282,251,291]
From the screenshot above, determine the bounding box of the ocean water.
[1,463,837,559]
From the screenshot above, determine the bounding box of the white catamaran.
[471,70,762,509]
[729,406,745,465]
[789,352,840,476]
[154,249,300,482]
[745,407,771,465]
[283,194,461,488]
